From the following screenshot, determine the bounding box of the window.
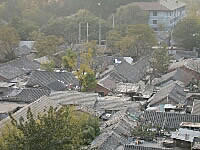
[153,11,157,16]
[153,28,158,31]
[153,20,157,24]
[169,11,172,16]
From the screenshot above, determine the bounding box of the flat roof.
[180,122,200,128]
[0,102,27,113]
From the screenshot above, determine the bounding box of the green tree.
[40,60,55,72]
[173,15,200,50]
[76,64,96,92]
[0,25,20,62]
[114,3,149,25]
[34,34,64,57]
[82,73,97,92]
[10,17,39,40]
[42,9,111,44]
[117,35,135,56]
[62,49,77,72]
[0,106,100,150]
[106,30,122,53]
[76,47,97,91]
[132,123,156,141]
[109,24,156,57]
[151,46,170,74]
[127,24,156,57]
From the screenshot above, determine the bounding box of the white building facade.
[134,0,186,31]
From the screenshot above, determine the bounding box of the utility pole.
[87,22,89,43]
[78,23,81,44]
[98,2,102,46]
[99,21,101,45]
[112,14,115,29]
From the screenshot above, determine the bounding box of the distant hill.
[54,0,158,19]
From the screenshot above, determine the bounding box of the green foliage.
[173,15,200,50]
[34,34,64,57]
[127,24,156,57]
[106,24,156,57]
[40,60,56,72]
[0,106,100,150]
[84,40,98,56]
[0,25,20,62]
[106,30,122,53]
[42,9,111,44]
[62,49,77,72]
[0,0,157,40]
[132,124,157,141]
[10,17,39,40]
[114,3,149,25]
[82,73,97,92]
[152,46,170,74]
[76,64,96,92]
[75,47,97,91]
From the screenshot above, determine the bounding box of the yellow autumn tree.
[0,106,100,150]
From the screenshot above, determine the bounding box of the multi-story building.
[133,0,186,31]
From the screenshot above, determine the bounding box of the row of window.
[152,10,184,17]
[152,15,182,25]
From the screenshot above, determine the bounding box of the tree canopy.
[113,3,149,25]
[42,9,111,44]
[0,25,19,62]
[33,33,64,57]
[0,0,157,41]
[0,106,100,150]
[62,49,77,72]
[151,46,170,75]
[173,15,200,50]
[106,24,156,57]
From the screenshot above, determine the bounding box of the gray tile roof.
[93,55,114,70]
[26,70,79,90]
[169,58,200,74]
[133,0,185,11]
[0,102,27,114]
[0,56,40,81]
[175,50,198,60]
[90,131,128,150]
[160,0,186,10]
[34,56,50,64]
[97,75,117,91]
[15,46,32,57]
[0,96,58,131]
[192,100,200,115]
[113,56,150,83]
[0,56,40,72]
[19,41,35,49]
[0,88,51,103]
[50,91,98,108]
[124,145,172,150]
[0,91,99,131]
[46,80,68,91]
[152,68,194,86]
[116,83,140,93]
[94,96,139,112]
[171,128,200,143]
[109,71,127,83]
[103,115,136,137]
[143,111,200,129]
[0,64,26,81]
[90,109,136,150]
[49,91,139,113]
[148,82,186,107]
